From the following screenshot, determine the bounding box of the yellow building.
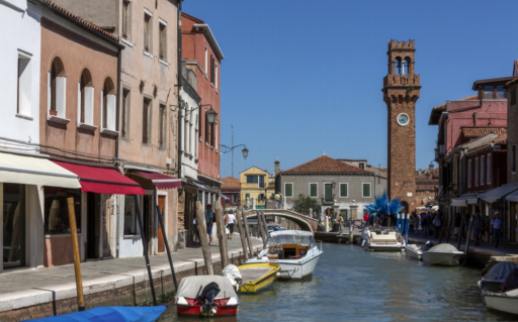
[240,166,273,209]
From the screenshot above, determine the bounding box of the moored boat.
[361,227,405,251]
[422,243,463,266]
[175,275,238,317]
[237,262,280,293]
[26,305,166,322]
[479,261,518,315]
[247,230,323,280]
[405,241,433,261]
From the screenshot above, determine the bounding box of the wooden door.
[157,195,166,253]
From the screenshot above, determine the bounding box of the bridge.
[243,209,319,232]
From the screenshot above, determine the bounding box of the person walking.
[226,211,236,239]
[491,212,503,248]
[205,204,215,245]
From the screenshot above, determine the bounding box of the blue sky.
[184,0,518,177]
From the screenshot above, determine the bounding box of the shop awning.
[54,161,144,195]
[506,190,518,203]
[450,193,478,207]
[479,182,518,203]
[129,171,182,190]
[0,152,80,188]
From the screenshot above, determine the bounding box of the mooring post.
[236,210,250,259]
[215,198,229,268]
[257,211,268,248]
[135,197,157,305]
[242,211,254,256]
[155,205,178,290]
[195,201,214,274]
[66,197,85,311]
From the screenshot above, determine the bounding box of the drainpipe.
[176,0,183,180]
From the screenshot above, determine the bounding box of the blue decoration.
[365,193,402,218]
[25,306,167,322]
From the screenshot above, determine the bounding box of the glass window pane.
[3,184,26,268]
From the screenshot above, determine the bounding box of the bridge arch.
[243,209,318,232]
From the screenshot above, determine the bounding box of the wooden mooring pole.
[155,205,178,290]
[215,198,229,268]
[257,211,268,248]
[241,211,254,256]
[195,201,214,275]
[66,197,85,311]
[135,197,157,305]
[236,210,250,259]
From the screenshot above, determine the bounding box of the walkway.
[0,235,261,314]
[408,235,517,257]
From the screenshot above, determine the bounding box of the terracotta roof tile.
[221,177,240,191]
[281,155,371,176]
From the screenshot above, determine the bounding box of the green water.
[160,243,517,321]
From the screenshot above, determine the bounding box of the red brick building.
[181,12,223,206]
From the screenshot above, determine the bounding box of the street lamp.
[221,125,249,177]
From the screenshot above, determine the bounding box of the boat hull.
[275,249,323,280]
[177,304,238,317]
[484,292,518,315]
[422,252,462,266]
[366,242,404,252]
[405,245,423,261]
[238,263,280,293]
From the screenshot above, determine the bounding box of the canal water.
[161,243,516,321]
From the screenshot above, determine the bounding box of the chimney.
[274,160,281,175]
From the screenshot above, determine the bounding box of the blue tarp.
[25,306,167,322]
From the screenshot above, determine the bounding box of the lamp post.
[221,125,248,177]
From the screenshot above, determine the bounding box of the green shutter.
[340,184,347,197]
[363,183,371,197]
[310,184,317,197]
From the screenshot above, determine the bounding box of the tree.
[293,194,321,217]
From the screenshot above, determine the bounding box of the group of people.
[192,204,237,246]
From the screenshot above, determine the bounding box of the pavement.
[0,234,261,313]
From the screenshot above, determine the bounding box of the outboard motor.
[423,240,433,251]
[196,282,221,316]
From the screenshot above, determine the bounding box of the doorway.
[3,184,26,269]
[157,195,166,253]
[86,193,100,259]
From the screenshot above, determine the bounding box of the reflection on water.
[160,244,517,322]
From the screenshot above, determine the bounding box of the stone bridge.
[243,209,319,232]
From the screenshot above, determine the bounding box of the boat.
[422,243,463,266]
[479,261,518,315]
[175,275,239,317]
[247,230,323,280]
[237,262,280,293]
[405,241,433,261]
[361,227,405,251]
[26,306,166,321]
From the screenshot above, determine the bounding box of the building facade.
[240,167,271,210]
[383,40,421,212]
[280,156,385,220]
[221,177,241,208]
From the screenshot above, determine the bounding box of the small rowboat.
[238,262,280,293]
[26,305,166,322]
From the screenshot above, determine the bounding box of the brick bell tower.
[383,40,421,212]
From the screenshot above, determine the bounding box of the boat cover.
[427,243,462,254]
[268,230,315,246]
[25,306,166,322]
[481,262,518,292]
[176,275,237,299]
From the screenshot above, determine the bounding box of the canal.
[161,243,515,321]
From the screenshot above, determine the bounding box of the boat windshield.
[267,234,315,246]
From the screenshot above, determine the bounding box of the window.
[340,183,348,197]
[480,155,486,186]
[215,64,219,89]
[44,187,81,234]
[210,56,215,84]
[194,114,199,158]
[159,103,166,149]
[309,183,317,197]
[3,184,26,267]
[144,12,152,53]
[204,111,216,146]
[78,69,93,125]
[487,153,492,185]
[122,0,131,40]
[246,175,258,184]
[475,157,480,187]
[159,21,167,61]
[102,78,116,131]
[204,49,208,75]
[124,195,138,235]
[467,158,473,188]
[259,175,265,188]
[284,183,293,197]
[142,97,152,143]
[17,51,32,117]
[324,183,333,202]
[48,57,66,118]
[362,183,371,198]
[121,88,130,138]
[513,145,517,173]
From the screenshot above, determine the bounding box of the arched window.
[78,69,93,125]
[393,57,402,75]
[402,57,411,76]
[102,78,116,131]
[48,57,66,117]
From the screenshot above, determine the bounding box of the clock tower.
[383,40,421,211]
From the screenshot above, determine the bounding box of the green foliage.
[293,194,321,216]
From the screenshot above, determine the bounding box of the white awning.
[479,182,518,203]
[0,152,80,188]
[450,193,478,207]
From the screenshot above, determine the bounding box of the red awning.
[54,161,145,195]
[131,171,182,190]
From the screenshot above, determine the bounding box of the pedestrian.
[226,211,236,239]
[205,204,215,245]
[491,212,503,248]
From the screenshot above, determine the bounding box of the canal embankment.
[0,237,261,322]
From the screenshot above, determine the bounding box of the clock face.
[397,113,410,126]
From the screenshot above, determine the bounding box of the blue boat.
[25,305,167,322]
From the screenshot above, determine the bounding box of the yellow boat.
[238,262,280,293]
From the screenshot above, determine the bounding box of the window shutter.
[100,90,104,128]
[47,72,51,112]
[85,87,94,125]
[77,82,81,123]
[107,94,116,130]
[56,76,66,117]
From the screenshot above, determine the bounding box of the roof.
[428,104,447,125]
[35,0,120,45]
[461,127,507,139]
[281,155,371,176]
[472,76,514,90]
[182,12,224,60]
[221,177,241,191]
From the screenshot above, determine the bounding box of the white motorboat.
[361,227,405,251]
[422,243,463,266]
[247,230,323,280]
[479,261,518,315]
[405,241,433,261]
